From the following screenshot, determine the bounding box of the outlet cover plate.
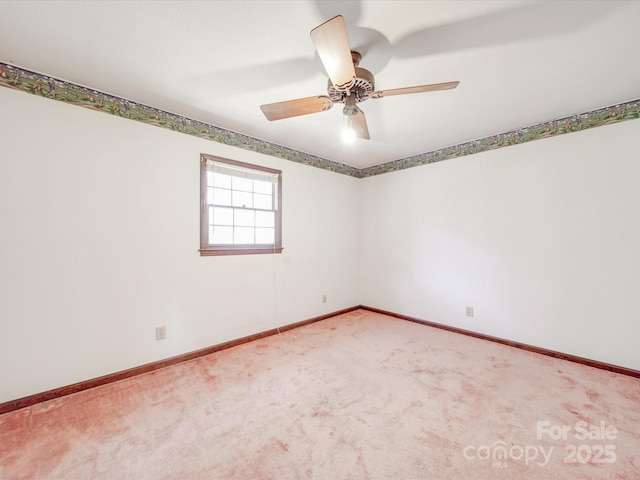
[156,326,166,340]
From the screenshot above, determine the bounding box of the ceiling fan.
[260,15,459,140]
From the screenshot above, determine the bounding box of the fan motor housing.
[327,66,375,104]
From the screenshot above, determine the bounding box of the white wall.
[0,87,360,403]
[359,119,640,371]
[2,84,639,405]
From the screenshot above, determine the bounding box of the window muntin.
[200,154,282,255]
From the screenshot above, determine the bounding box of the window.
[200,154,282,255]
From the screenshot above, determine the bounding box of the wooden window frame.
[200,154,283,256]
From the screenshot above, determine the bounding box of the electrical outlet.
[465,306,474,317]
[322,294,327,303]
[156,326,166,340]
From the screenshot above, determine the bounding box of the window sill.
[200,247,284,256]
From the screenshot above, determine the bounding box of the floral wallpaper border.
[1,61,638,179]
[359,98,640,178]
[0,62,359,178]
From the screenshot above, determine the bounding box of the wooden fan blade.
[310,15,356,91]
[260,95,333,121]
[352,109,370,140]
[372,81,460,98]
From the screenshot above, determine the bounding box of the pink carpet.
[1,309,639,479]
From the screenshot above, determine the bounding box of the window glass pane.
[213,173,232,188]
[207,187,214,205]
[213,187,231,206]
[234,226,254,244]
[213,207,233,226]
[232,177,253,192]
[234,208,254,227]
[232,190,252,208]
[207,171,214,187]
[253,193,273,210]
[254,180,273,195]
[256,227,275,244]
[208,206,214,225]
[211,226,233,245]
[255,210,274,228]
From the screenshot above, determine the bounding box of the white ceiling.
[1,1,639,169]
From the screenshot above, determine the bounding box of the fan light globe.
[342,115,357,142]
[342,127,357,142]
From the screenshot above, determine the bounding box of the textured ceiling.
[1,0,639,169]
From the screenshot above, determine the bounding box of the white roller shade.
[206,160,279,184]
